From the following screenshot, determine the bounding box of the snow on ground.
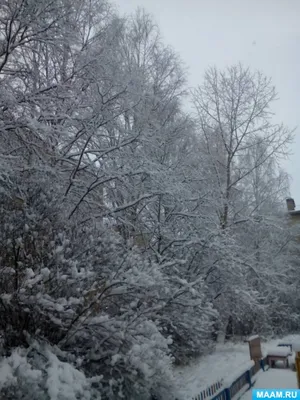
[241,369,297,400]
[174,335,300,400]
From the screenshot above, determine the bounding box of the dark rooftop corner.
[286,198,300,215]
[286,197,295,211]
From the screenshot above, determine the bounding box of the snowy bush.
[0,345,101,400]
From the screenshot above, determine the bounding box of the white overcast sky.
[114,0,300,207]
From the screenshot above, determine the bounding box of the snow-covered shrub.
[0,345,101,400]
[156,275,218,364]
[0,173,178,398]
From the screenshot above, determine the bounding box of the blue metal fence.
[229,369,251,399]
[191,356,268,400]
[191,380,223,400]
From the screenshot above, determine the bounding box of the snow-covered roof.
[245,335,259,341]
[289,210,300,215]
[267,348,291,357]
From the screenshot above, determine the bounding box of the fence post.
[246,369,252,388]
[224,388,231,400]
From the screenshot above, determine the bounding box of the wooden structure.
[293,343,300,388]
[267,348,290,369]
[245,335,262,361]
[296,352,300,388]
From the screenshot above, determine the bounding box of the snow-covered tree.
[191,64,294,339]
[0,1,298,398]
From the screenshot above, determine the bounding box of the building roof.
[289,210,300,215]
